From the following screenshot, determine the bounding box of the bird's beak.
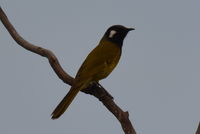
[128,28,135,31]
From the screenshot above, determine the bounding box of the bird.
[51,25,134,119]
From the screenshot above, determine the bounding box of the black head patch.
[104,25,134,47]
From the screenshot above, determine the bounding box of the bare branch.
[0,6,136,134]
[196,122,200,134]
[0,7,74,85]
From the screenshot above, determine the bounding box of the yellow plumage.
[51,25,134,119]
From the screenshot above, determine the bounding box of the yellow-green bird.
[51,25,134,119]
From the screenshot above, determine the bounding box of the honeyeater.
[51,25,134,119]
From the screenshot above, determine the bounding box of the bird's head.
[103,25,134,47]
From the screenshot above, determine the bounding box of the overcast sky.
[0,0,199,134]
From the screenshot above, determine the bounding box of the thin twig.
[0,6,136,134]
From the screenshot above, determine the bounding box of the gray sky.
[0,0,199,134]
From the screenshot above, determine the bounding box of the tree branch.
[196,122,200,134]
[0,6,136,134]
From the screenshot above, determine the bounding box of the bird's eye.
[109,30,117,38]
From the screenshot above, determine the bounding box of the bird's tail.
[51,87,80,119]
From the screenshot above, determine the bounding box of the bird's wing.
[75,42,121,82]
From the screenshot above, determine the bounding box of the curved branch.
[0,6,136,134]
[0,7,74,86]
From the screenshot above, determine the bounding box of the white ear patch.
[109,30,117,38]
